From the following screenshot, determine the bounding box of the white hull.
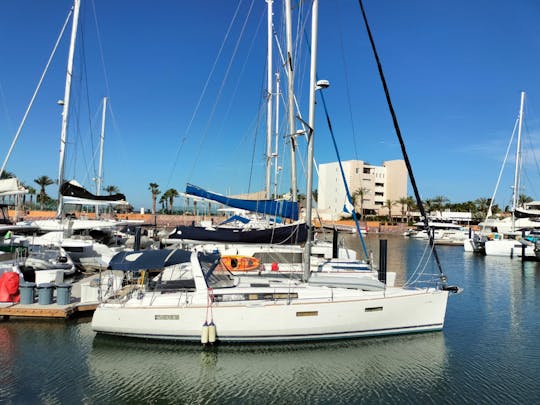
[484,239,535,257]
[93,221,450,343]
[92,284,448,342]
[24,231,116,270]
[18,218,143,232]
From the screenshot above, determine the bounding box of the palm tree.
[518,194,533,207]
[104,185,119,195]
[0,170,15,179]
[432,195,449,213]
[423,198,435,214]
[384,199,396,223]
[352,187,368,220]
[163,188,179,214]
[149,183,160,214]
[397,197,410,223]
[34,175,54,210]
[474,197,492,219]
[159,194,168,212]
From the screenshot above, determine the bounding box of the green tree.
[34,175,54,210]
[432,195,449,212]
[163,188,179,214]
[28,186,36,208]
[149,182,160,215]
[474,197,491,219]
[352,187,368,220]
[384,199,396,223]
[518,194,533,206]
[397,197,411,223]
[159,194,167,212]
[104,185,119,195]
[0,170,14,179]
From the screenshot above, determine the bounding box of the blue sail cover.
[185,184,299,221]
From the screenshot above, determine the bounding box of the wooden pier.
[0,301,98,320]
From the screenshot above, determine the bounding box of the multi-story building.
[317,159,407,220]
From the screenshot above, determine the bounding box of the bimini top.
[109,249,193,271]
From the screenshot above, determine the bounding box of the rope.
[206,287,214,323]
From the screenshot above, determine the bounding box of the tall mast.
[273,72,280,198]
[284,0,297,202]
[57,0,81,217]
[512,91,526,228]
[95,96,107,217]
[302,0,318,281]
[97,96,107,196]
[265,0,273,198]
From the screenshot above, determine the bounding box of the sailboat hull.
[484,239,535,257]
[170,223,308,245]
[92,288,448,343]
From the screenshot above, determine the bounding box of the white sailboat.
[92,0,456,344]
[466,92,538,258]
[10,1,142,270]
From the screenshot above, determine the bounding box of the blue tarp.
[185,184,299,220]
[219,215,250,225]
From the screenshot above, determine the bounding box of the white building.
[317,160,407,220]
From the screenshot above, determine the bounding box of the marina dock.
[0,301,97,319]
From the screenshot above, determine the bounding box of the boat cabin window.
[150,262,196,291]
[253,252,303,263]
[199,252,236,288]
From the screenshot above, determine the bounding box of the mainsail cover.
[0,178,28,196]
[186,183,299,220]
[60,180,128,206]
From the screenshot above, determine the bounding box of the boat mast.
[303,0,319,282]
[512,91,525,229]
[95,96,107,217]
[273,72,280,198]
[265,0,273,199]
[284,0,298,202]
[57,0,81,217]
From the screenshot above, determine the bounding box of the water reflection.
[89,333,448,404]
[1,236,539,404]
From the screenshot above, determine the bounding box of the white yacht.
[92,249,448,343]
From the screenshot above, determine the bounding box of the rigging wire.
[166,0,246,188]
[0,7,73,177]
[522,120,540,198]
[357,0,447,283]
[76,14,97,185]
[317,91,369,260]
[335,0,360,161]
[186,0,257,183]
[483,118,519,225]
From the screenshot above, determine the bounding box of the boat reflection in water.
[89,332,448,403]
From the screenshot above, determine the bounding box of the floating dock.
[0,301,98,320]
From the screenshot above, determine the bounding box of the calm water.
[1,235,539,404]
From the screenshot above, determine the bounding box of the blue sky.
[1,0,539,211]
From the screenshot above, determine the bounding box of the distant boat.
[468,92,539,258]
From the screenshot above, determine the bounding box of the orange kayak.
[220,255,261,272]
